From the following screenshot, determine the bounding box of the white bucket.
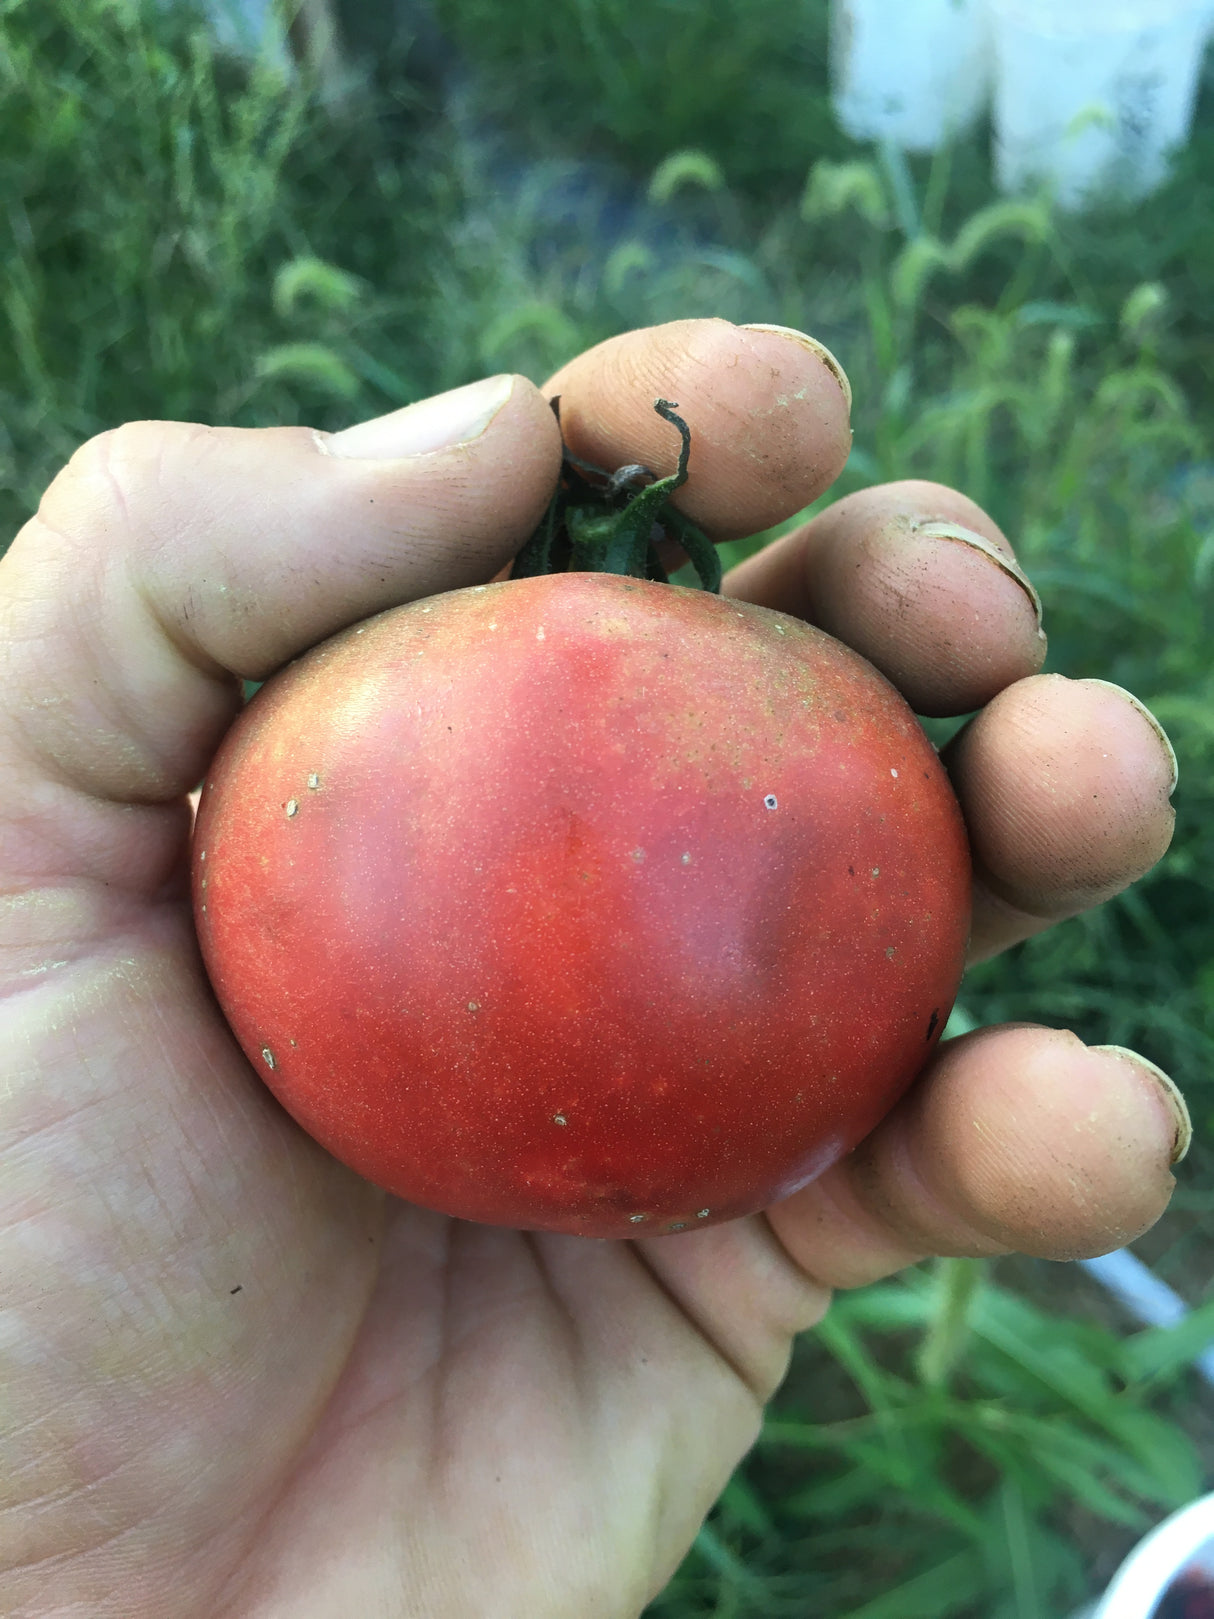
[1085,1493,1214,1617]
[990,0,1212,207]
[830,0,993,154]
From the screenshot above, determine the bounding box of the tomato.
[192,573,971,1238]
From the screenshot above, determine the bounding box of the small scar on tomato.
[926,1009,940,1041]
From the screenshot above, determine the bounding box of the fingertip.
[1091,1045,1191,1165]
[739,323,854,412]
[725,480,1045,716]
[1077,680,1179,796]
[948,674,1178,923]
[543,319,853,539]
[896,1025,1179,1260]
[767,1023,1182,1288]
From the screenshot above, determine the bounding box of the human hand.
[0,320,1187,1618]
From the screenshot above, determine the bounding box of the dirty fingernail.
[740,323,853,412]
[914,519,1045,640]
[1080,681,1179,795]
[1093,1045,1192,1164]
[321,374,516,460]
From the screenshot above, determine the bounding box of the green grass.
[3,1,1212,1613]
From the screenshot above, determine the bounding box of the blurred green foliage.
[3,0,1212,1613]
[430,0,848,190]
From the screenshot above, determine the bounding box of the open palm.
[1,321,1187,1619]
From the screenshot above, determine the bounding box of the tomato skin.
[193,574,971,1238]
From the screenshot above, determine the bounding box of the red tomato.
[193,573,971,1237]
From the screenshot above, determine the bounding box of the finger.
[947,674,1178,961]
[766,1025,1190,1289]
[0,376,562,879]
[723,479,1046,716]
[542,319,853,541]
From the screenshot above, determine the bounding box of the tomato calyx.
[512,397,721,592]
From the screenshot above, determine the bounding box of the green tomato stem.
[513,397,721,592]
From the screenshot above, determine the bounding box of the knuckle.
[36,420,210,555]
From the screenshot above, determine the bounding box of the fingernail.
[1092,1045,1192,1164]
[321,374,516,459]
[914,519,1045,641]
[1081,680,1179,795]
[740,323,853,413]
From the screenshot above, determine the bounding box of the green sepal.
[515,397,721,593]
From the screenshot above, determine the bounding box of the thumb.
[0,374,561,826]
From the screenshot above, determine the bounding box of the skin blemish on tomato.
[696,1208,710,1218]
[871,867,880,877]
[199,849,206,861]
[632,848,646,862]
[553,1113,568,1126]
[629,1213,647,1223]
[890,768,899,778]
[286,799,298,818]
[467,1001,480,1013]
[764,794,778,809]
[681,852,692,865]
[262,1047,276,1070]
[669,1221,688,1232]
[536,625,546,640]
[308,773,320,790]
[927,1009,940,1041]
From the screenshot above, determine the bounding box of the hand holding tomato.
[0,321,1187,1618]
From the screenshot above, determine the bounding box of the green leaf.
[717,1475,776,1538]
[838,1551,987,1619]
[1119,1295,1214,1383]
